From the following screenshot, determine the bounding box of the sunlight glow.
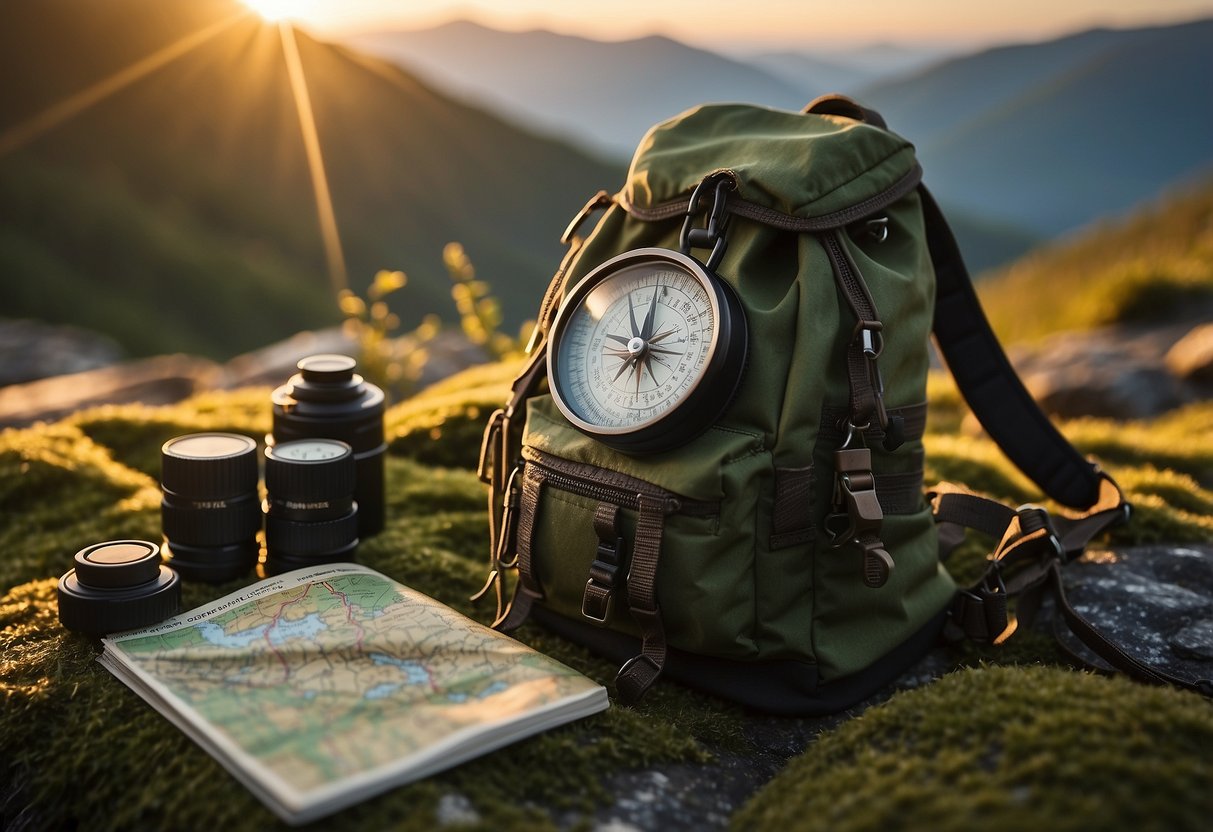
[242,0,319,23]
[277,21,350,297]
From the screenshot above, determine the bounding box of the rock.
[0,326,493,428]
[218,328,361,390]
[0,353,222,427]
[216,327,489,395]
[1056,544,1213,683]
[0,318,124,387]
[1009,327,1190,419]
[1165,322,1213,386]
[1171,620,1213,661]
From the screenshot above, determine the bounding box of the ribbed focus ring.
[161,433,258,500]
[265,507,359,556]
[161,492,262,545]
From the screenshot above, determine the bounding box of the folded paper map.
[98,563,608,824]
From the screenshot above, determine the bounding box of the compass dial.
[548,248,747,453]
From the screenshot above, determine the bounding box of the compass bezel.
[547,247,747,454]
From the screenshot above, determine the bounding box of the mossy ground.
[732,666,1213,832]
[2,365,1211,830]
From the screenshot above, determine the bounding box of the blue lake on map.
[362,653,435,699]
[196,613,329,648]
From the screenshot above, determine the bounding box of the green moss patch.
[4,358,1212,829]
[733,665,1213,832]
[0,384,745,830]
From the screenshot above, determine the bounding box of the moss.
[0,385,747,831]
[4,353,1212,830]
[386,359,524,469]
[733,666,1213,832]
[978,181,1213,343]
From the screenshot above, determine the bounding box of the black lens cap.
[57,540,181,635]
[298,354,357,383]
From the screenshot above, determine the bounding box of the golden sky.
[247,0,1213,49]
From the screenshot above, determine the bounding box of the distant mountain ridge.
[859,18,1213,232]
[352,17,1213,243]
[347,20,815,158]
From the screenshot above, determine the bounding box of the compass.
[547,247,747,454]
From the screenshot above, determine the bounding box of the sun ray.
[0,10,250,158]
[276,20,349,298]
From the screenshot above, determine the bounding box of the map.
[99,563,607,825]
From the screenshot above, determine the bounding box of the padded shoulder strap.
[920,185,1103,510]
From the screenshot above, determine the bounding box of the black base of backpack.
[533,605,949,715]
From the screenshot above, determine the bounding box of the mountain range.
[2,2,1209,366]
[352,18,1213,237]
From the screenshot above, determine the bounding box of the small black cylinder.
[263,438,359,575]
[57,540,181,635]
[269,355,386,536]
[161,433,260,583]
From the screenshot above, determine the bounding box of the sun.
[241,0,317,23]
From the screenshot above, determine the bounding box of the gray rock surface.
[0,318,124,386]
[0,327,488,427]
[1009,326,1195,419]
[0,353,222,426]
[1166,322,1213,386]
[1057,544,1213,686]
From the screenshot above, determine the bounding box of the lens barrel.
[57,540,181,635]
[263,438,359,574]
[269,355,386,536]
[161,432,260,583]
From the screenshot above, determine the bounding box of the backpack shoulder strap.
[920,185,1105,509]
[918,186,1211,698]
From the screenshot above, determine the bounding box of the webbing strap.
[615,494,669,703]
[931,477,1211,697]
[496,469,546,632]
[821,229,888,434]
[921,186,1102,510]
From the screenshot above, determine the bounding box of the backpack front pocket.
[518,396,767,659]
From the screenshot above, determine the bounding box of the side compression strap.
[921,186,1102,510]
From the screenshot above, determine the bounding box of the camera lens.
[161,432,261,583]
[269,355,386,537]
[263,438,359,574]
[57,540,181,635]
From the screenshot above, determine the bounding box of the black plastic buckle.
[1016,503,1064,561]
[618,652,661,681]
[581,536,624,625]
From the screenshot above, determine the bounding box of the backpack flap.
[621,103,921,228]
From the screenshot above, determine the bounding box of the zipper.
[522,447,719,518]
[821,230,876,322]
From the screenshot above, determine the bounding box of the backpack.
[474,95,1202,714]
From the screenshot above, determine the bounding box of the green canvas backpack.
[474,96,1193,714]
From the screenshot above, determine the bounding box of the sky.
[249,0,1213,50]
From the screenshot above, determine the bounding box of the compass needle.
[547,249,746,452]
[640,282,660,340]
[612,356,635,383]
